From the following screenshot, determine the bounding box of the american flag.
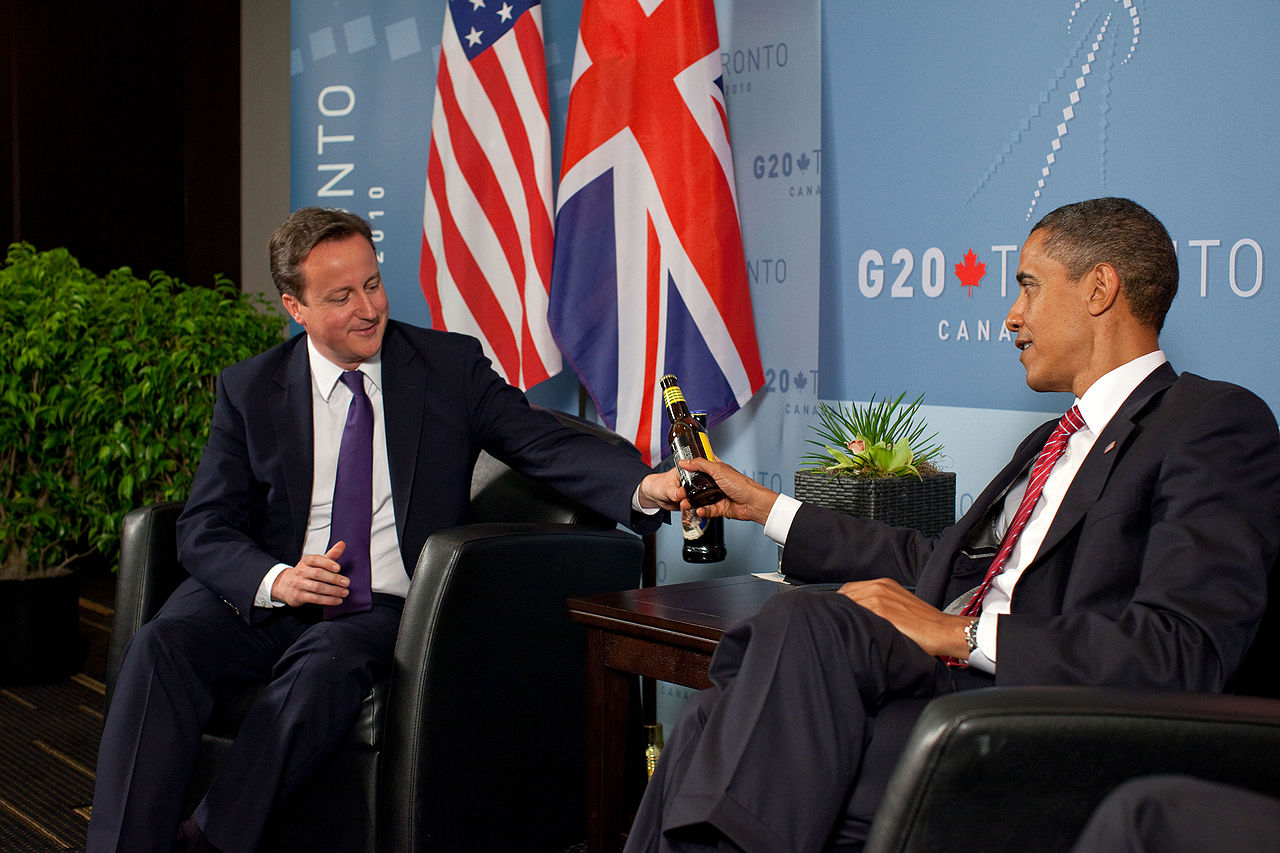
[420,0,560,389]
[549,0,764,466]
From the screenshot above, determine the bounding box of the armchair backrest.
[467,407,637,529]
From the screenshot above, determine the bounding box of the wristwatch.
[964,618,980,656]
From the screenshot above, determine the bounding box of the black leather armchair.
[865,571,1280,853]
[864,686,1280,852]
[107,412,647,852]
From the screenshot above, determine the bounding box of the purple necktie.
[325,370,374,618]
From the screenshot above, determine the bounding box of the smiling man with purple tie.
[87,208,686,853]
[625,198,1280,853]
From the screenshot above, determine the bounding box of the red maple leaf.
[955,248,986,297]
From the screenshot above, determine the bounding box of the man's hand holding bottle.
[676,457,780,527]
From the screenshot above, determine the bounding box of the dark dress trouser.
[86,580,401,853]
[623,586,989,853]
[1070,775,1280,853]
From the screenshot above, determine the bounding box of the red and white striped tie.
[960,405,1087,618]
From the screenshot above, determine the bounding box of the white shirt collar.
[1074,350,1168,436]
[305,336,383,400]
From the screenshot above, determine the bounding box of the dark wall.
[2,1,240,287]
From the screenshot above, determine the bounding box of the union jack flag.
[549,0,764,466]
[420,0,560,389]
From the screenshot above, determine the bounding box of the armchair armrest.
[379,522,644,853]
[866,686,1280,853]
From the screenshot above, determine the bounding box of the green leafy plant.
[799,392,944,479]
[0,243,285,579]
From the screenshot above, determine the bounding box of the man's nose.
[352,289,377,316]
[1005,295,1024,334]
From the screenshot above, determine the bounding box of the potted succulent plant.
[794,392,956,536]
[0,243,284,683]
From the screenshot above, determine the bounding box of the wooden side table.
[568,575,782,853]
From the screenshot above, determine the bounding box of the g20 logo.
[857,248,948,298]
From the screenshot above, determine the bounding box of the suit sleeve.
[176,370,292,621]
[781,503,938,586]
[997,383,1280,691]
[458,338,662,534]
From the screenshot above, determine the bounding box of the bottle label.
[663,386,686,408]
[675,431,717,464]
[677,466,699,490]
[681,508,707,540]
[698,431,717,462]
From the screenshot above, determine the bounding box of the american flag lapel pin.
[1104,441,1116,454]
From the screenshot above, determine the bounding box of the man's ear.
[281,293,305,326]
[1086,262,1122,317]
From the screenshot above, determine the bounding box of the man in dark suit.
[88,208,683,853]
[625,198,1280,852]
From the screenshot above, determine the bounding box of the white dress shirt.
[254,339,407,607]
[765,350,1168,672]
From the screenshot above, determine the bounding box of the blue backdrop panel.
[290,0,438,331]
[821,0,1279,416]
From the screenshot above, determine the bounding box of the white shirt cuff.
[632,484,659,515]
[763,493,800,546]
[255,564,290,608]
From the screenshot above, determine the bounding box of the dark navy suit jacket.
[782,363,1280,693]
[175,320,659,621]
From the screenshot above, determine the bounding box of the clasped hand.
[270,541,351,607]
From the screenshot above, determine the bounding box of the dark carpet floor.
[0,573,111,851]
[0,673,103,850]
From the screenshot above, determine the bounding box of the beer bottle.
[643,723,664,780]
[660,374,725,507]
[682,412,726,563]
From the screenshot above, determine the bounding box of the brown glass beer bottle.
[659,374,725,507]
[682,412,727,562]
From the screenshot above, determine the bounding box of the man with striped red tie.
[627,198,1280,853]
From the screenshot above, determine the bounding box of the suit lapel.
[916,421,1055,605]
[958,420,1055,542]
[269,337,315,547]
[980,425,1054,513]
[1034,362,1177,561]
[380,322,425,547]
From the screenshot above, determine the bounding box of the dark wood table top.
[568,574,784,654]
